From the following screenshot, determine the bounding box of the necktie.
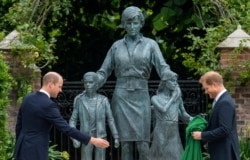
[212,100,216,108]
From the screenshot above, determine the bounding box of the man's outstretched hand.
[90,137,110,148]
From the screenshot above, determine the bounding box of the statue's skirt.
[111,87,151,142]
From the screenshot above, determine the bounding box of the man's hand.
[90,137,110,148]
[192,131,202,140]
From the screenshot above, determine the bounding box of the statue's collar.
[123,34,143,43]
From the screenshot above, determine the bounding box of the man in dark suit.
[13,71,110,160]
[192,71,240,160]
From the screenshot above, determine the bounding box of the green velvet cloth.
[181,115,208,160]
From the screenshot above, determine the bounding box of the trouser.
[121,141,149,160]
[80,143,106,160]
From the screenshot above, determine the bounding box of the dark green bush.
[240,127,250,160]
[0,53,15,160]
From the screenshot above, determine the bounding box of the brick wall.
[220,48,250,136]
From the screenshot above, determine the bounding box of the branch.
[193,4,205,28]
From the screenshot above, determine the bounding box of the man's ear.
[211,82,218,90]
[48,81,54,88]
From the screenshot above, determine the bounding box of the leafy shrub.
[240,127,250,160]
[49,143,70,160]
[6,132,15,160]
[0,53,15,160]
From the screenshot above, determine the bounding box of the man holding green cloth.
[181,115,207,160]
[191,71,240,160]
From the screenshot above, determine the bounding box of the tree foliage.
[3,0,73,68]
[182,0,250,85]
[0,0,74,101]
[40,0,198,80]
[2,0,250,81]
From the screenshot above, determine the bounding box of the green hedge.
[0,52,15,160]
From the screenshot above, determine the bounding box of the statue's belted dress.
[97,35,171,142]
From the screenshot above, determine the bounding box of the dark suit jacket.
[13,91,91,160]
[202,91,240,160]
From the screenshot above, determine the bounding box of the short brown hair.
[199,71,223,85]
[42,72,62,85]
